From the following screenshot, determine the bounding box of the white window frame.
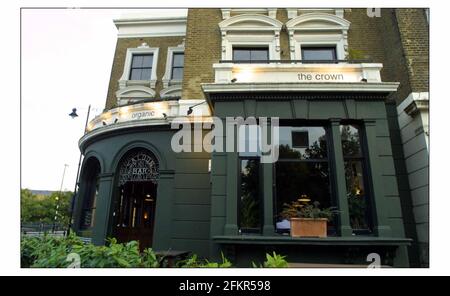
[286,13,350,62]
[226,37,277,61]
[287,8,345,19]
[296,38,345,61]
[219,14,283,61]
[162,46,184,88]
[119,46,159,89]
[221,8,277,20]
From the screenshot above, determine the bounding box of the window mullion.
[330,120,353,236]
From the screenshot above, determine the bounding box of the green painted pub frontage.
[202,87,411,267]
[71,9,429,267]
[73,89,412,267]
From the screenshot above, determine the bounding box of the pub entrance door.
[112,149,159,250]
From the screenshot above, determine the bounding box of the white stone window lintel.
[219,14,283,61]
[286,13,351,61]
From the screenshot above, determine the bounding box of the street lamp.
[186,101,206,115]
[67,105,91,235]
[69,108,78,119]
[53,164,68,233]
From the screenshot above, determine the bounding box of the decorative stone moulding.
[218,14,283,60]
[160,85,182,99]
[221,8,277,20]
[113,16,187,38]
[287,8,347,19]
[403,92,429,117]
[115,86,156,106]
[285,13,351,60]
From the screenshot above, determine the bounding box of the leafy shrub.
[178,253,232,268]
[21,234,160,268]
[22,235,288,268]
[20,236,42,268]
[21,189,72,225]
[281,199,337,221]
[252,252,289,268]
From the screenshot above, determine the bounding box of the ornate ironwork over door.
[118,150,159,186]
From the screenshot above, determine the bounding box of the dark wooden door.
[113,181,157,250]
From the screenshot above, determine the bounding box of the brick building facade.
[73,8,429,267]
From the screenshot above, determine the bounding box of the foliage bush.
[281,199,337,221]
[177,253,232,268]
[252,252,289,268]
[21,234,160,268]
[21,189,72,225]
[21,234,289,268]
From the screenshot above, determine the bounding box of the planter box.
[290,218,328,238]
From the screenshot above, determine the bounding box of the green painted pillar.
[224,121,239,235]
[262,162,275,235]
[92,173,114,245]
[153,169,175,251]
[262,119,275,236]
[224,151,239,235]
[393,245,410,267]
[364,119,392,237]
[71,185,84,234]
[330,119,353,236]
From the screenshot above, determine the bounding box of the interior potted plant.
[281,195,337,238]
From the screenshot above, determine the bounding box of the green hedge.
[21,234,160,268]
[21,234,288,268]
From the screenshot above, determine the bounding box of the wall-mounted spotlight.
[102,121,107,126]
[231,78,237,83]
[114,118,119,123]
[361,78,368,83]
[162,113,168,119]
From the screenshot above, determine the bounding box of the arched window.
[79,158,101,230]
[117,149,159,186]
[218,14,283,61]
[286,13,351,61]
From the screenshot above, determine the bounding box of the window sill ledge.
[213,235,412,247]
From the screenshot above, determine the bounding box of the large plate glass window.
[340,124,373,234]
[238,124,262,234]
[275,124,337,235]
[239,158,262,234]
[80,159,101,230]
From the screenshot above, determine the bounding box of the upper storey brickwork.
[104,15,187,110]
[104,9,428,109]
[105,36,185,110]
[181,8,428,104]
